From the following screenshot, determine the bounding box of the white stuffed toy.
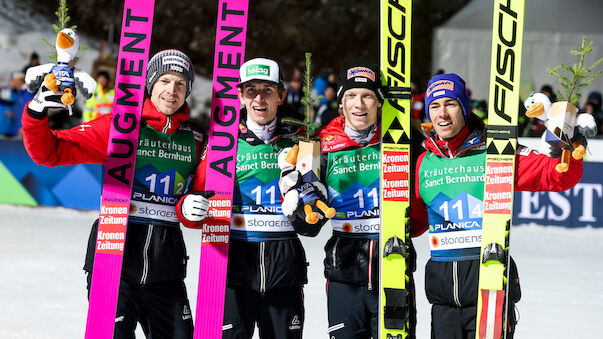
[524,92,597,172]
[25,28,96,114]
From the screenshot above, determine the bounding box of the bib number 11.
[439,199,482,221]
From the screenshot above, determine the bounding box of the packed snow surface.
[1,204,602,338]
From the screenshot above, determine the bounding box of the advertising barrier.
[513,161,603,228]
[1,138,601,228]
[0,139,102,209]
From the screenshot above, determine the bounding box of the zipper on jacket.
[259,242,266,293]
[444,142,453,158]
[140,225,153,285]
[452,261,461,307]
[367,239,374,291]
[162,116,172,134]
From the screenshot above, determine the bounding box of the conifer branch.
[41,38,54,49]
[282,52,322,141]
[546,36,603,106]
[56,0,69,30]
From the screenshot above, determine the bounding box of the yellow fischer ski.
[379,0,413,338]
[476,1,525,338]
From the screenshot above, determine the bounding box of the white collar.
[246,117,277,143]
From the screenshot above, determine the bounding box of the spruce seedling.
[41,0,87,62]
[547,36,603,106]
[282,52,322,142]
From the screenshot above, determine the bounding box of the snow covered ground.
[1,204,602,338]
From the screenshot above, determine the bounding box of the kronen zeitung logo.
[246,64,270,77]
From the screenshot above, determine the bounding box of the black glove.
[289,181,329,222]
[571,132,588,149]
[26,85,66,119]
[547,140,563,158]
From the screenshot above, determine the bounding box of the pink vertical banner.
[85,1,154,338]
[194,0,248,338]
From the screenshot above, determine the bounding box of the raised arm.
[514,145,583,192]
[22,91,110,166]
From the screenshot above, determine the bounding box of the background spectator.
[313,67,333,104]
[0,71,33,138]
[286,70,304,113]
[0,81,12,136]
[584,92,603,137]
[316,82,339,127]
[411,79,426,122]
[585,91,603,127]
[540,84,558,102]
[21,52,40,74]
[83,70,114,122]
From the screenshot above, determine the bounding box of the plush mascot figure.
[25,28,96,113]
[524,92,597,172]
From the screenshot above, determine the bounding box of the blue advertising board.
[0,139,103,210]
[513,161,603,228]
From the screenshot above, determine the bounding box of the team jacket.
[409,114,582,307]
[318,117,418,289]
[177,112,309,293]
[22,98,206,284]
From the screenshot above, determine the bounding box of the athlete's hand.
[26,85,66,119]
[181,191,215,222]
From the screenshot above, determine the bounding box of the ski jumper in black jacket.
[178,105,313,339]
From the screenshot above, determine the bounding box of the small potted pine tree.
[526,37,602,172]
[282,52,323,182]
[280,52,335,224]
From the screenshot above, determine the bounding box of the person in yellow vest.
[83,70,114,122]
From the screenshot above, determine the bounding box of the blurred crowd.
[0,70,33,138]
[0,52,115,139]
[2,53,602,140]
[285,67,340,128]
[287,66,603,139]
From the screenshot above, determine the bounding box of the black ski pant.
[428,258,520,339]
[222,285,304,339]
[326,281,378,339]
[86,274,193,339]
[326,280,417,339]
[431,303,517,339]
